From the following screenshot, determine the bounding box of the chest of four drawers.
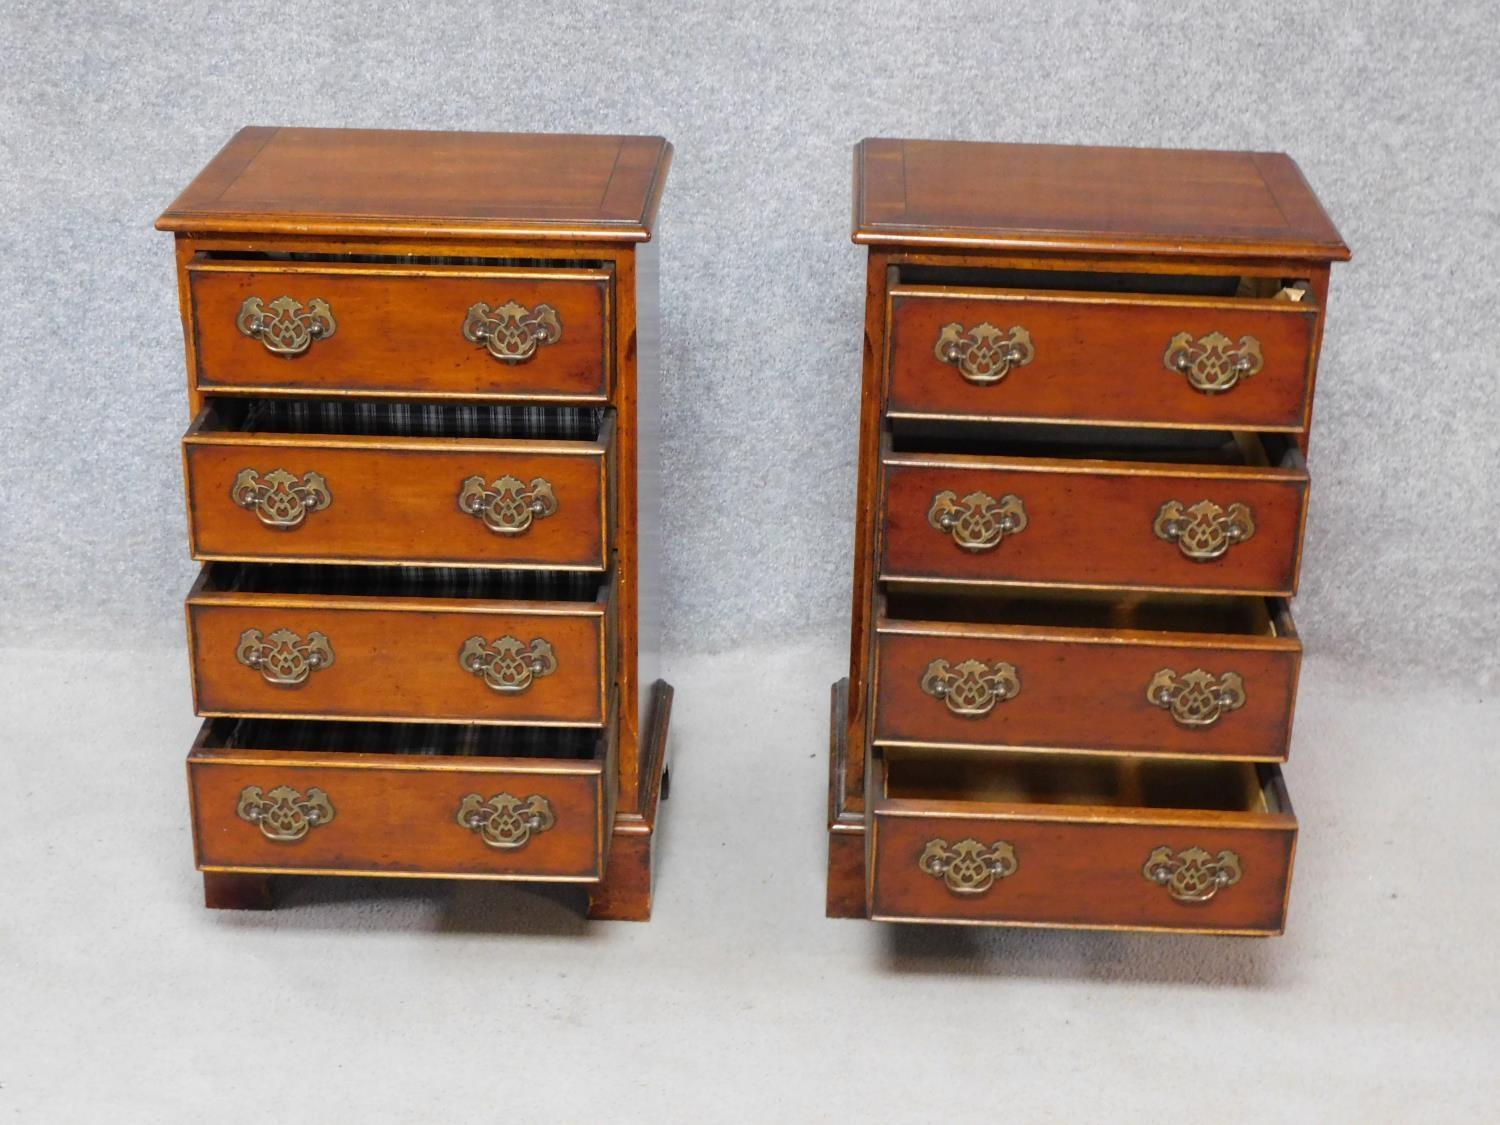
[829,139,1348,934]
[160,128,673,918]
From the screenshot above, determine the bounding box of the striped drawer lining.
[227,398,604,441]
[204,562,604,602]
[207,716,600,760]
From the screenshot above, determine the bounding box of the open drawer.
[183,399,610,568]
[881,423,1309,596]
[188,711,615,882]
[186,254,612,402]
[885,267,1319,431]
[868,749,1297,934]
[875,588,1301,761]
[187,564,612,726]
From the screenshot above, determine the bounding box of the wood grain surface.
[189,259,611,401]
[886,284,1319,430]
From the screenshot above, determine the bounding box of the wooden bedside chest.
[828,140,1348,934]
[158,127,674,920]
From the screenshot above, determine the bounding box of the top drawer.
[886,272,1320,431]
[186,257,611,402]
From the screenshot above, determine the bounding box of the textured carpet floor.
[2,641,1496,1122]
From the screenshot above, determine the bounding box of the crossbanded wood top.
[854,138,1349,261]
[158,127,672,242]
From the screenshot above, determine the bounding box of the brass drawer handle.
[1143,846,1242,903]
[458,474,558,535]
[457,792,556,850]
[935,322,1034,384]
[919,837,1018,895]
[462,300,562,363]
[920,658,1020,717]
[928,490,1027,552]
[1163,331,1262,395]
[1148,668,1246,728]
[236,296,336,356]
[235,628,334,686]
[236,785,335,842]
[460,635,557,693]
[1153,499,1255,561]
[231,468,332,530]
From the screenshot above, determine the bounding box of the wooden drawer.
[187,257,610,402]
[881,426,1308,596]
[868,749,1296,934]
[886,274,1319,430]
[875,590,1300,761]
[187,565,611,726]
[183,400,609,568]
[188,715,614,881]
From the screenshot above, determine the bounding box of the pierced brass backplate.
[934,322,1034,384]
[920,658,1021,718]
[1147,668,1246,728]
[458,474,558,535]
[460,635,557,693]
[235,628,334,686]
[919,838,1018,895]
[1142,846,1242,903]
[457,792,556,849]
[231,468,332,530]
[236,296,336,356]
[1153,499,1255,561]
[1163,331,1262,394]
[461,300,562,363]
[236,785,335,842]
[927,490,1027,552]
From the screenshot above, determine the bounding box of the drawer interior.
[200,715,602,761]
[881,748,1281,814]
[198,561,607,603]
[197,250,609,270]
[882,587,1290,638]
[198,397,606,442]
[888,419,1299,470]
[893,264,1313,303]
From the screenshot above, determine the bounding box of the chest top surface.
[157,126,672,242]
[854,138,1348,261]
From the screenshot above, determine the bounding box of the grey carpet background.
[2,1,1497,684]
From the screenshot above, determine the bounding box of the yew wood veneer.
[830,139,1348,934]
[160,127,673,920]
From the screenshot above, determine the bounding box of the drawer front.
[881,455,1307,595]
[887,288,1318,430]
[189,599,607,726]
[188,262,610,401]
[870,764,1296,933]
[872,809,1295,933]
[184,434,607,568]
[875,617,1300,761]
[189,738,607,880]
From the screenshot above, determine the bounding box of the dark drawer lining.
[889,420,1297,469]
[206,716,599,760]
[895,265,1311,300]
[882,587,1285,638]
[202,562,605,602]
[199,250,608,270]
[206,398,604,441]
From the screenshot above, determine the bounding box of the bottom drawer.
[188,714,614,882]
[869,749,1296,934]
